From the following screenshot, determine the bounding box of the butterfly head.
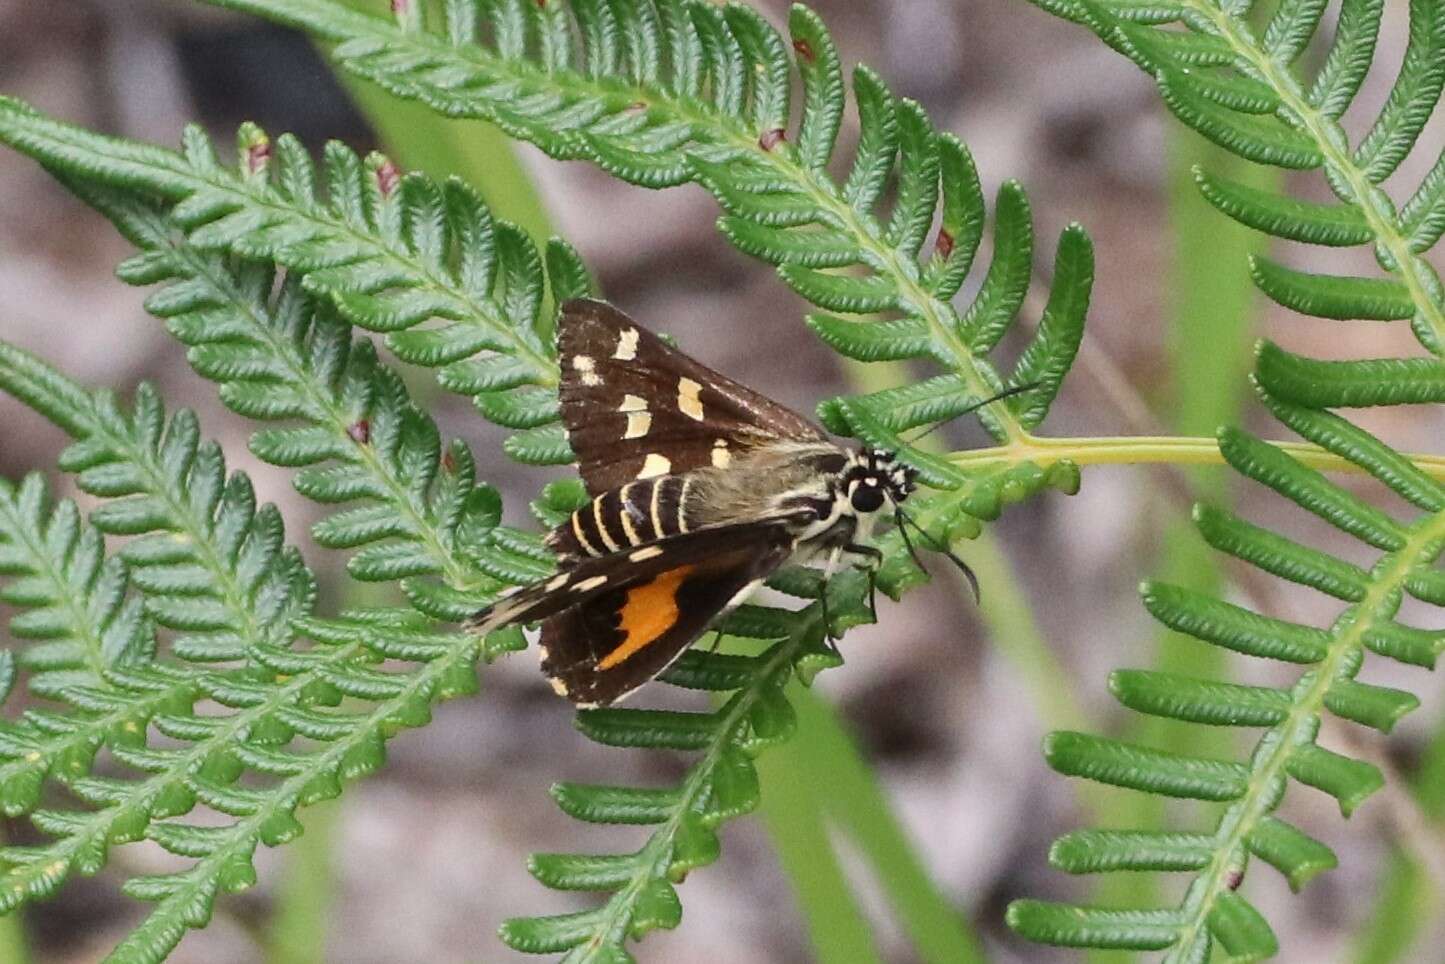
[842,447,917,514]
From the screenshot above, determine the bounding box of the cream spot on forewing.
[638,453,672,478]
[546,574,568,591]
[575,575,609,591]
[619,394,652,440]
[550,677,569,697]
[630,546,664,561]
[677,377,704,421]
[572,354,601,387]
[614,327,639,361]
[710,438,731,468]
[537,644,550,662]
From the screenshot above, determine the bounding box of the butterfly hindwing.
[558,298,828,494]
[486,517,805,706]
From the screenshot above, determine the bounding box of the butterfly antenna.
[895,508,981,604]
[899,381,1043,447]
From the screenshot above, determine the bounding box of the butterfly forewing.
[558,298,827,495]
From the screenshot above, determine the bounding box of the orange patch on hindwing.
[597,564,696,670]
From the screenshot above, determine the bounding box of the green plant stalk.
[266,801,339,964]
[757,685,982,964]
[943,435,1445,480]
[0,867,29,964]
[754,724,886,964]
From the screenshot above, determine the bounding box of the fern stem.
[1168,510,1445,961]
[1183,0,1445,349]
[946,434,1445,480]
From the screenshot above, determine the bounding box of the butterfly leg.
[843,543,884,624]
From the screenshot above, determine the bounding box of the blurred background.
[0,0,1442,961]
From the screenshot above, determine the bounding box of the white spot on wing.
[550,677,569,697]
[613,327,639,361]
[710,438,731,468]
[619,394,651,440]
[572,354,601,387]
[575,575,609,591]
[638,453,672,478]
[546,574,568,591]
[677,377,704,421]
[630,546,664,561]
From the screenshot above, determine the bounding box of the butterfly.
[465,298,918,707]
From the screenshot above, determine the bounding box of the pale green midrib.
[231,0,1027,443]
[1186,0,1445,349]
[574,611,812,957]
[1166,509,1445,959]
[173,240,484,591]
[945,434,1445,480]
[117,635,483,951]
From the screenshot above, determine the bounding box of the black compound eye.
[850,480,886,513]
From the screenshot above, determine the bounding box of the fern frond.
[0,342,314,663]
[0,7,1102,953]
[1008,390,1445,962]
[0,104,590,460]
[500,611,815,960]
[100,612,495,963]
[0,349,529,962]
[1028,0,1445,379]
[48,176,571,626]
[142,0,1094,446]
[0,476,177,819]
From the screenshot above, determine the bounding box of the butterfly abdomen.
[547,476,697,559]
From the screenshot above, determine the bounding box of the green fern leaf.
[1010,397,1445,960]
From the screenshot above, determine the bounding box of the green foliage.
[188,0,1093,448]
[1008,0,1445,959]
[1010,392,1445,960]
[0,3,1093,957]
[1,0,1436,959]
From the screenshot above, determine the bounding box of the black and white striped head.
[841,447,916,514]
